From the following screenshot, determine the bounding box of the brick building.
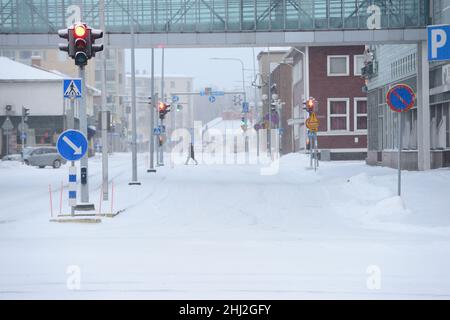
[278,46,367,160]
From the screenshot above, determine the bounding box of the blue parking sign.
[428,25,450,61]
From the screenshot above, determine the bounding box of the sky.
[125,47,289,92]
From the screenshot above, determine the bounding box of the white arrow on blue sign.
[428,25,450,61]
[63,79,82,99]
[57,129,88,161]
[209,96,216,103]
[172,95,180,103]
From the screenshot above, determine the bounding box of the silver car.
[24,146,66,169]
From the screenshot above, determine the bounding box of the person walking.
[185,142,198,165]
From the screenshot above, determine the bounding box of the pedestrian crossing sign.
[63,79,82,99]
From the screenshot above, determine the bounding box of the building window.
[354,98,368,131]
[354,55,365,76]
[328,98,349,131]
[327,55,349,76]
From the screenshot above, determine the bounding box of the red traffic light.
[74,24,87,38]
[305,97,317,111]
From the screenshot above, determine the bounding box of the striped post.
[68,165,77,207]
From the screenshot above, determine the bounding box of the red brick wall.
[318,134,367,149]
[309,46,367,150]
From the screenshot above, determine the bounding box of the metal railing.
[0,0,428,34]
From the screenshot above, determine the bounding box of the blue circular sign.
[57,129,88,161]
[172,95,179,103]
[386,84,416,113]
[209,96,216,103]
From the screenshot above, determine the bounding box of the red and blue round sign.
[386,84,416,113]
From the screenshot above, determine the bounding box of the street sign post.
[1,117,13,131]
[428,24,450,61]
[242,102,249,113]
[57,129,88,214]
[63,79,82,99]
[153,127,161,135]
[305,112,319,132]
[386,84,416,196]
[57,129,88,161]
[386,84,415,112]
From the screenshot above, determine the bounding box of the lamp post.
[210,57,247,103]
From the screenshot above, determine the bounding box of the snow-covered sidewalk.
[0,153,449,299]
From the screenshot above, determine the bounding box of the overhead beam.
[0,28,427,49]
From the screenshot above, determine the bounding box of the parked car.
[1,154,22,161]
[23,146,66,168]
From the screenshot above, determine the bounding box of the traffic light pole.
[158,47,165,166]
[147,47,156,173]
[100,0,109,200]
[20,108,25,163]
[78,65,91,205]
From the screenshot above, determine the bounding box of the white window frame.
[354,97,368,133]
[327,98,350,132]
[353,54,365,76]
[327,55,350,76]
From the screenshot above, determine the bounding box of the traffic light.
[304,97,317,112]
[240,117,248,132]
[58,28,73,57]
[73,23,89,66]
[58,23,103,66]
[22,107,30,121]
[176,104,183,112]
[90,28,104,58]
[158,102,171,120]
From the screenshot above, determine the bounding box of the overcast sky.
[125,47,288,91]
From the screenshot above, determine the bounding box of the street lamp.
[210,57,247,103]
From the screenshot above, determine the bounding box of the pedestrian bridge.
[0,0,428,48]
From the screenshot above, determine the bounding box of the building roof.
[257,50,289,60]
[0,57,63,81]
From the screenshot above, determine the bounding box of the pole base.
[147,169,157,173]
[128,181,141,185]
[74,203,96,211]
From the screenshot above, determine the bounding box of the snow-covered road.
[1,153,450,299]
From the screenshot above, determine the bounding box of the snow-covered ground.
[0,152,450,299]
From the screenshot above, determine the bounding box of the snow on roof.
[0,57,63,81]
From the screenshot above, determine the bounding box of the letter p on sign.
[428,25,450,61]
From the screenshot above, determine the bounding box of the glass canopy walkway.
[0,0,428,34]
